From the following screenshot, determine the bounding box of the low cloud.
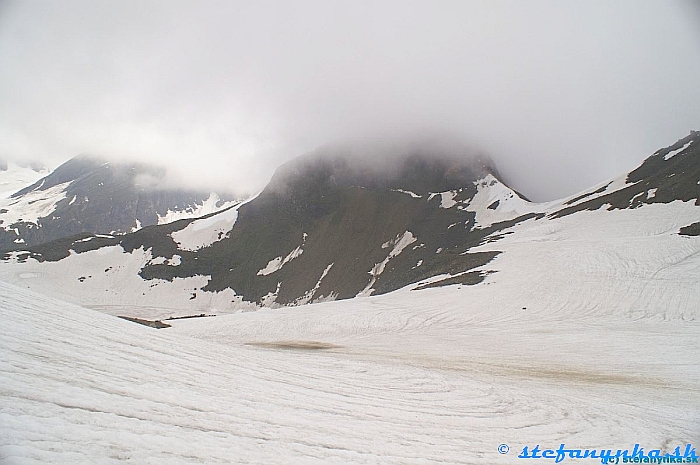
[1,0,699,200]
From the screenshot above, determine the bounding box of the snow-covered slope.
[0,181,70,229]
[462,173,547,228]
[2,182,698,320]
[0,161,48,199]
[2,134,700,463]
[2,249,699,464]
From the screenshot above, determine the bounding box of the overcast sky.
[1,0,699,200]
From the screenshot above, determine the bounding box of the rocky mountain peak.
[0,154,237,251]
[266,142,498,199]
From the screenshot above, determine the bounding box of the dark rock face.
[552,131,700,218]
[8,146,524,305]
[679,222,700,236]
[0,155,233,251]
[266,146,497,197]
[130,148,515,304]
[8,133,697,308]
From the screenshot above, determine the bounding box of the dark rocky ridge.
[552,131,700,217]
[679,221,700,236]
[137,147,524,304]
[0,155,235,251]
[7,146,529,305]
[5,133,698,308]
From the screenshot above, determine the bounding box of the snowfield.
[0,245,248,320]
[0,163,48,200]
[2,195,700,463]
[0,182,70,229]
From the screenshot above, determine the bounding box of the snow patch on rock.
[157,193,240,225]
[258,246,304,276]
[130,218,142,233]
[171,194,257,252]
[0,181,70,228]
[392,189,421,198]
[663,140,693,160]
[428,191,458,208]
[260,282,281,307]
[295,263,335,305]
[467,175,541,228]
[358,231,416,297]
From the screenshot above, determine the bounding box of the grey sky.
[1,0,699,200]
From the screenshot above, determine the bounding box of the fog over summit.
[1,0,699,200]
